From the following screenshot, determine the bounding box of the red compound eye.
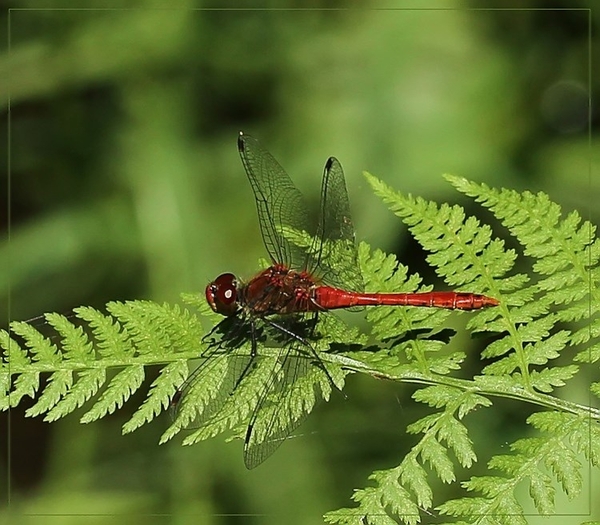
[205,273,239,316]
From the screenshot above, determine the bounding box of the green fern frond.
[3,173,599,524]
[366,173,592,398]
[439,412,593,522]
[446,175,600,364]
[325,383,491,525]
[1,300,204,427]
[327,174,599,525]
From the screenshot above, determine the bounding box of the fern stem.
[336,359,600,420]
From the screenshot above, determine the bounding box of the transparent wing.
[172,351,254,431]
[171,316,255,430]
[308,157,364,292]
[242,320,335,469]
[238,133,312,269]
[238,134,363,292]
[243,353,311,469]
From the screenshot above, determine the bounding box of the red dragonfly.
[174,133,498,469]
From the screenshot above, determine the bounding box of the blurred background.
[1,3,598,524]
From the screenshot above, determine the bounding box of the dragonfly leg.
[231,320,259,391]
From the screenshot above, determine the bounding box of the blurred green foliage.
[2,3,597,524]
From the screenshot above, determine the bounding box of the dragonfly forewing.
[238,133,313,271]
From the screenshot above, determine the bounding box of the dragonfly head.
[205,273,239,316]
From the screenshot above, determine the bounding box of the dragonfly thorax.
[240,265,318,316]
[205,273,240,316]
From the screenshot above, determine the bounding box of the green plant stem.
[324,353,600,420]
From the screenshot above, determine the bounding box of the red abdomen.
[314,287,499,311]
